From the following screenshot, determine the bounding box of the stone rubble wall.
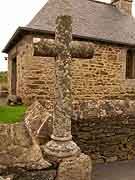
[23,100,135,164]
[0,99,135,165]
[72,100,135,163]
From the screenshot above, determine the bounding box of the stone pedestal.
[56,153,92,180]
[44,139,80,160]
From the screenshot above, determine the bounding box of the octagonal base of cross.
[43,139,81,162]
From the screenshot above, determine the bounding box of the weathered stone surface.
[21,99,135,163]
[44,14,80,160]
[0,169,56,180]
[0,122,51,170]
[34,39,94,59]
[72,100,135,163]
[53,15,73,140]
[25,101,44,136]
[14,170,56,180]
[36,111,53,144]
[56,153,92,180]
[25,101,53,144]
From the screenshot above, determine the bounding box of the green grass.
[0,105,26,123]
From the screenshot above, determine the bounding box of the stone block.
[56,153,92,180]
[0,122,51,170]
[25,101,44,136]
[25,101,53,144]
[12,123,33,147]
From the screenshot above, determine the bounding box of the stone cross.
[33,0,94,160]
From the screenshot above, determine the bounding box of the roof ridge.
[88,0,113,6]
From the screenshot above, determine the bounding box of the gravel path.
[92,160,135,180]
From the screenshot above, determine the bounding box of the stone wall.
[0,100,135,165]
[0,120,57,178]
[8,35,55,110]
[72,42,125,100]
[72,100,135,163]
[22,56,55,109]
[23,100,135,164]
[8,35,33,101]
[0,122,51,170]
[31,37,135,102]
[8,35,135,107]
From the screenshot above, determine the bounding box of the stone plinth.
[56,153,92,180]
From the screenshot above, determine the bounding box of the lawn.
[0,105,27,123]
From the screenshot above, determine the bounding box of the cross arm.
[33,38,94,59]
[33,38,57,57]
[71,41,94,59]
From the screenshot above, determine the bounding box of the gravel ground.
[92,160,135,180]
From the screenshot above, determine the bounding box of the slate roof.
[3,0,135,53]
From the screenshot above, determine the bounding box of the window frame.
[126,49,135,79]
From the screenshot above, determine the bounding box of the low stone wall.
[72,100,135,163]
[22,100,135,163]
[0,121,57,179]
[0,122,51,170]
[1,100,135,167]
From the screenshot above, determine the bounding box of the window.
[126,49,135,79]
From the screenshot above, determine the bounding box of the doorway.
[11,57,17,95]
